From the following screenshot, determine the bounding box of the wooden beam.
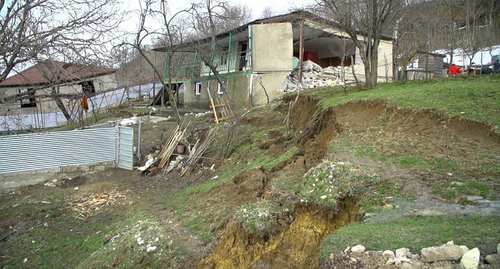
[299,19,305,83]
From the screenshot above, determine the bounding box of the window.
[79,80,96,94]
[217,82,224,95]
[20,88,37,108]
[195,83,202,95]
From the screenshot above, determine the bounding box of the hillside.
[0,76,499,268]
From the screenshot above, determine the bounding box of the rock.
[351,245,366,254]
[396,248,410,258]
[382,250,395,259]
[383,204,394,210]
[344,246,351,253]
[401,263,413,269]
[451,181,465,186]
[497,243,500,254]
[485,254,500,265]
[421,244,463,262]
[447,241,454,245]
[460,247,479,269]
[475,199,491,203]
[459,245,470,254]
[44,182,56,187]
[466,196,484,202]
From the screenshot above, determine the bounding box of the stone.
[382,250,395,260]
[459,245,470,254]
[466,196,484,202]
[460,247,479,269]
[401,263,413,269]
[451,181,465,186]
[44,182,56,187]
[421,244,463,262]
[497,243,500,254]
[351,245,366,254]
[485,254,500,265]
[383,204,394,210]
[396,248,410,258]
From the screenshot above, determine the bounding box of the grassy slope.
[311,76,500,132]
[320,215,500,259]
[308,76,500,259]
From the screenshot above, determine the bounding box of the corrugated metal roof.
[0,61,117,88]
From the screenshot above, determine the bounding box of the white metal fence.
[0,127,133,174]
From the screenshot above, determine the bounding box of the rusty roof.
[0,61,117,88]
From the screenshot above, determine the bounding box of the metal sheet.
[116,127,134,170]
[0,128,120,174]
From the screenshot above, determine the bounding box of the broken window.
[79,80,95,95]
[20,88,37,108]
[195,83,202,96]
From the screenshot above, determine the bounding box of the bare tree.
[261,6,275,19]
[0,0,122,82]
[189,0,251,106]
[315,0,402,88]
[121,0,196,125]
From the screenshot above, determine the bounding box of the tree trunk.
[50,86,72,122]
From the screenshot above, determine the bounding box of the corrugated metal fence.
[0,127,133,174]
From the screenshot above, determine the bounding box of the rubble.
[284,60,356,92]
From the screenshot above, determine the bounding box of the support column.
[299,19,305,83]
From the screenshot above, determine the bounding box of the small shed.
[403,52,446,80]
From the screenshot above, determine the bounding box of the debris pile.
[284,60,357,92]
[71,188,131,220]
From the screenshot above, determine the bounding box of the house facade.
[0,61,117,116]
[154,11,394,109]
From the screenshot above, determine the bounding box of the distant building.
[0,61,117,131]
[403,52,446,80]
[0,61,117,115]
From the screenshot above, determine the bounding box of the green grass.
[313,76,500,132]
[320,215,500,260]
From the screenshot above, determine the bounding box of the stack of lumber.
[180,126,218,177]
[156,122,191,169]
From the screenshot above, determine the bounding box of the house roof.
[152,10,393,52]
[0,61,117,88]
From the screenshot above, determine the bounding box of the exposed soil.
[198,95,500,269]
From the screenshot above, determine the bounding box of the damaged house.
[0,61,117,129]
[153,10,394,109]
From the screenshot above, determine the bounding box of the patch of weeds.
[299,161,378,209]
[464,181,490,198]
[235,201,292,236]
[320,215,500,260]
[182,214,213,243]
[398,156,430,170]
[76,218,184,269]
[433,157,457,170]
